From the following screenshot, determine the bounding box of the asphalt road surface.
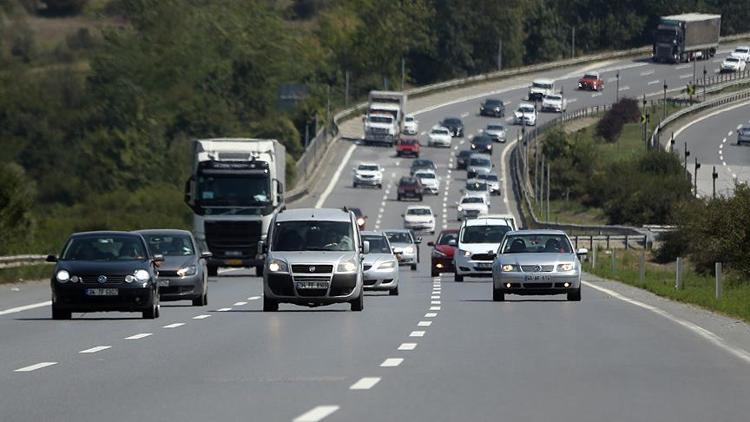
[2,47,750,422]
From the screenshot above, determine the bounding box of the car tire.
[142,299,158,319]
[193,292,207,306]
[378,184,383,189]
[567,288,582,302]
[454,273,464,282]
[389,286,399,296]
[397,194,402,201]
[493,288,505,302]
[431,269,439,277]
[418,194,423,201]
[353,182,358,188]
[410,263,417,271]
[263,296,278,312]
[207,265,218,277]
[52,306,71,320]
[350,291,364,311]
[256,265,264,277]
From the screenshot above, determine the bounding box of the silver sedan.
[361,231,400,295]
[492,230,586,302]
[738,125,750,145]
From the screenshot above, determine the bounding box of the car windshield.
[484,100,501,106]
[400,177,418,185]
[62,235,148,261]
[196,174,270,205]
[519,106,535,113]
[385,231,412,244]
[141,234,195,257]
[349,208,363,217]
[432,129,449,135]
[727,57,739,63]
[462,197,484,204]
[466,181,488,191]
[473,137,491,144]
[358,165,379,171]
[546,95,562,101]
[401,139,418,145]
[368,115,393,123]
[413,160,434,168]
[407,208,431,216]
[532,82,552,89]
[459,150,473,157]
[416,172,435,179]
[735,48,748,54]
[271,221,354,251]
[501,234,573,254]
[487,125,504,131]
[469,157,491,166]
[405,116,414,122]
[485,174,499,181]
[437,232,458,245]
[362,235,391,254]
[443,118,460,125]
[460,225,511,244]
[583,74,598,79]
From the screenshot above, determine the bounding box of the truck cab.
[363,91,407,146]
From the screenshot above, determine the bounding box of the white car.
[464,179,491,207]
[513,102,537,126]
[732,46,750,63]
[453,216,514,282]
[457,194,489,220]
[528,78,554,101]
[541,93,567,113]
[402,205,436,234]
[414,170,440,195]
[484,124,506,143]
[721,55,746,73]
[352,162,383,188]
[478,172,501,196]
[403,115,419,135]
[428,126,452,147]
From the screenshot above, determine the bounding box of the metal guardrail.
[0,255,48,269]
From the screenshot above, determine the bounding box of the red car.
[396,137,421,158]
[428,229,458,277]
[578,72,604,91]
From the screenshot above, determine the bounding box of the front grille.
[360,175,374,179]
[363,265,372,271]
[297,288,328,297]
[520,265,554,273]
[524,282,552,288]
[471,253,495,261]
[292,275,332,283]
[160,286,194,294]
[80,275,127,284]
[205,220,262,258]
[267,274,294,296]
[158,270,179,277]
[371,127,388,134]
[330,273,357,296]
[291,265,333,274]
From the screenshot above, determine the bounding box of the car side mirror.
[46,255,58,263]
[201,251,213,259]
[427,241,435,246]
[362,241,370,255]
[576,248,588,257]
[448,239,457,246]
[258,240,268,254]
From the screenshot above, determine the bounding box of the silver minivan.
[259,208,368,312]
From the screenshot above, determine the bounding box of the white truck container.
[184,138,286,276]
[363,91,407,146]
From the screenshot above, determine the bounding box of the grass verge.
[0,264,52,285]
[587,249,750,323]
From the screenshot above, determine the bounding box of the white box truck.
[184,138,286,276]
[363,91,407,146]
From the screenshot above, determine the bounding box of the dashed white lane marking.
[583,281,750,365]
[349,377,381,390]
[193,314,211,320]
[233,301,247,306]
[647,80,660,85]
[567,98,578,103]
[679,73,692,79]
[429,306,442,311]
[410,331,426,337]
[380,358,404,367]
[248,296,260,300]
[737,124,743,130]
[293,405,340,422]
[398,343,418,351]
[592,93,602,97]
[618,86,630,91]
[676,64,691,70]
[217,308,232,312]
[0,300,51,316]
[79,346,111,354]
[728,131,733,136]
[163,323,185,328]
[640,70,655,76]
[14,362,57,372]
[431,295,440,299]
[723,138,727,144]
[425,313,438,317]
[420,131,426,136]
[431,301,441,305]
[125,333,152,340]
[418,321,433,327]
[314,144,356,208]
[460,112,470,118]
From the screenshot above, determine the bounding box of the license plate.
[476,263,493,269]
[159,279,170,287]
[224,259,243,266]
[296,281,329,289]
[524,274,552,281]
[86,288,118,296]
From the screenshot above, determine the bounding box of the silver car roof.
[505,229,567,236]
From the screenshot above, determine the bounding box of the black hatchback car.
[410,159,437,175]
[47,231,163,319]
[456,150,474,169]
[397,177,424,201]
[135,229,210,306]
[440,117,464,137]
[479,99,505,117]
[470,134,494,154]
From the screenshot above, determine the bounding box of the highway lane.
[2,48,750,421]
[675,101,750,197]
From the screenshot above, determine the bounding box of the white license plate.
[476,263,493,269]
[524,275,552,281]
[296,281,329,289]
[159,279,170,287]
[86,288,118,296]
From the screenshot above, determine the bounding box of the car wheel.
[207,265,218,277]
[389,286,399,296]
[410,264,417,271]
[454,273,464,282]
[256,265,264,277]
[193,292,207,306]
[350,291,364,311]
[52,306,71,320]
[397,194,402,201]
[263,296,278,312]
[493,288,505,302]
[418,194,423,201]
[142,300,158,319]
[378,183,383,189]
[431,269,439,277]
[567,288,582,302]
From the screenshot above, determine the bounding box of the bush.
[595,98,640,143]
[0,163,36,254]
[39,0,88,16]
[9,21,36,63]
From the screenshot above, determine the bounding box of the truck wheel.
[207,265,218,277]
[263,296,278,312]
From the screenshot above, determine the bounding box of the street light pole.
[703,67,707,100]
[684,142,690,173]
[712,166,718,199]
[616,72,620,102]
[662,81,668,123]
[694,158,701,196]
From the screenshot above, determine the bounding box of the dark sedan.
[440,117,464,137]
[456,150,474,169]
[135,229,210,306]
[470,134,494,154]
[48,231,163,319]
[410,158,437,175]
[480,99,505,117]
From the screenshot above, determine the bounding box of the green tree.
[0,163,36,253]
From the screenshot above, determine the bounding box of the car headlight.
[134,269,150,282]
[557,263,575,272]
[177,265,197,277]
[457,206,463,211]
[432,249,447,258]
[268,259,289,273]
[337,259,358,273]
[459,249,471,257]
[56,270,70,283]
[356,217,365,226]
[501,264,517,272]
[377,261,396,270]
[403,246,415,255]
[578,82,583,87]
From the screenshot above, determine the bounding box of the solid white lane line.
[410,331,426,337]
[14,362,57,372]
[380,358,404,367]
[217,308,232,312]
[315,144,357,208]
[418,321,433,327]
[567,98,578,103]
[125,333,152,340]
[648,80,660,85]
[193,314,211,320]
[640,70,655,76]
[618,86,630,91]
[425,312,438,317]
[293,405,340,422]
[79,346,111,354]
[592,93,602,97]
[398,343,418,350]
[429,306,441,311]
[248,296,260,300]
[679,73,692,79]
[0,300,51,316]
[163,323,185,328]
[676,64,691,70]
[583,281,750,365]
[233,301,247,306]
[350,377,381,390]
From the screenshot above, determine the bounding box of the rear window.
[407,208,431,216]
[460,225,511,244]
[462,197,484,204]
[358,165,379,171]
[469,157,491,166]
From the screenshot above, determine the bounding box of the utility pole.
[683,142,690,173]
[694,158,701,196]
[712,166,718,198]
[383,77,388,90]
[535,147,540,207]
[703,67,707,100]
[401,57,406,91]
[345,71,350,106]
[693,56,697,84]
[662,81,668,123]
[642,94,648,149]
[326,84,331,136]
[497,39,502,71]
[615,71,620,102]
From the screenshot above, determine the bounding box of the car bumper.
[52,285,156,312]
[398,191,421,199]
[422,186,439,194]
[454,255,494,277]
[354,177,382,186]
[404,222,435,231]
[457,209,484,220]
[396,252,417,264]
[264,273,362,305]
[363,267,399,290]
[397,149,419,156]
[493,272,580,294]
[542,105,563,112]
[430,138,452,147]
[403,127,418,135]
[737,134,750,143]
[158,274,204,300]
[431,257,455,273]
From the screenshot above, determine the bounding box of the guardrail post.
[592,244,597,270]
[606,235,610,250]
[639,249,646,282]
[589,235,593,250]
[675,257,683,290]
[624,234,629,250]
[715,262,722,299]
[574,235,579,249]
[611,250,616,273]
